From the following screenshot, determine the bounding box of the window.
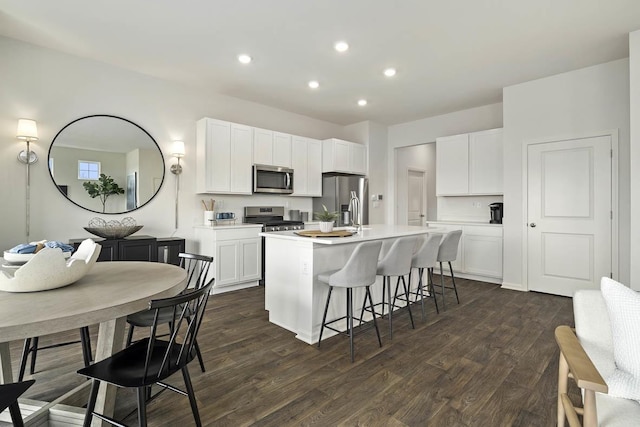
[78,160,100,180]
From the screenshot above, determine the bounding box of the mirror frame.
[47,114,166,215]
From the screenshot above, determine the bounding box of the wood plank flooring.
[8,276,576,426]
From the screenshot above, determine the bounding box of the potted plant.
[314,204,338,233]
[83,173,125,213]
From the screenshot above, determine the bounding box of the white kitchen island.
[261,225,441,344]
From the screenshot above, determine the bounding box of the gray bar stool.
[406,233,443,319]
[434,230,462,310]
[362,237,417,339]
[317,241,383,362]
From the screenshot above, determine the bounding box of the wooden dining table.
[0,261,187,426]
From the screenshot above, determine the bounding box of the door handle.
[420,214,425,217]
[529,223,536,228]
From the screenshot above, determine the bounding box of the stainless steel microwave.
[253,164,294,194]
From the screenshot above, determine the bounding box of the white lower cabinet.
[194,226,262,293]
[427,222,503,283]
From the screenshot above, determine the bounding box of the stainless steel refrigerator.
[313,175,368,227]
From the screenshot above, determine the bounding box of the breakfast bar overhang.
[261,225,440,344]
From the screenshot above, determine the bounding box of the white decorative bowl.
[0,240,101,293]
[4,250,71,264]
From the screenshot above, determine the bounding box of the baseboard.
[500,281,527,292]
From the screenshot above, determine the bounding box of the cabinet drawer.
[214,228,260,240]
[463,226,503,237]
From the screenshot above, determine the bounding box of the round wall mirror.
[48,115,165,214]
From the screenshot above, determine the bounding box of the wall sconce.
[170,141,185,229]
[170,140,185,175]
[16,119,39,239]
[17,119,38,164]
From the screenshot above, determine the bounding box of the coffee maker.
[489,202,504,224]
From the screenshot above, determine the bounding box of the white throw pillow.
[600,277,640,402]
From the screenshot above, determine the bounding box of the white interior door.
[407,170,426,226]
[527,135,612,296]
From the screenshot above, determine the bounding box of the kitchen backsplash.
[437,195,504,223]
[192,194,314,225]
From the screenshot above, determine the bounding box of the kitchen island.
[261,224,441,344]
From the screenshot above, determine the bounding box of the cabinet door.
[216,240,240,286]
[273,132,292,167]
[119,238,158,262]
[469,129,503,194]
[207,119,232,193]
[230,124,253,194]
[436,134,469,195]
[350,143,367,175]
[463,235,503,277]
[239,238,261,281]
[307,139,322,196]
[291,136,308,195]
[253,127,273,165]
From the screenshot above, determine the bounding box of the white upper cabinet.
[436,128,503,196]
[469,129,503,194]
[436,134,469,195]
[253,128,292,168]
[196,118,253,194]
[291,136,322,197]
[272,132,292,167]
[322,138,367,175]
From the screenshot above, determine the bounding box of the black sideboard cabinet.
[69,235,185,266]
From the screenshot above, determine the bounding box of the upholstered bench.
[555,278,640,426]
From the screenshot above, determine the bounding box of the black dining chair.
[125,252,213,373]
[0,379,35,427]
[18,327,92,381]
[78,278,214,427]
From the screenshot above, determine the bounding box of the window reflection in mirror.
[48,115,165,214]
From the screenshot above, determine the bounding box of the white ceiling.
[1,0,640,126]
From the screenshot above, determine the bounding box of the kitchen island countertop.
[260,224,442,244]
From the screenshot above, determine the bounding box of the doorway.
[526,133,615,296]
[407,169,427,226]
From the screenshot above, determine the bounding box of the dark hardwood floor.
[10,276,575,426]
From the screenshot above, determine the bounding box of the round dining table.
[0,261,187,426]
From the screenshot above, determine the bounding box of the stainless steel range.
[243,206,305,231]
[244,206,304,284]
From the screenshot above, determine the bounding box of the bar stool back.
[409,233,443,319]
[372,237,417,339]
[317,241,383,362]
[435,230,462,310]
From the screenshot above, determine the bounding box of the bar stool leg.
[400,275,415,329]
[428,268,439,314]
[366,286,382,347]
[387,276,393,339]
[440,262,446,311]
[347,288,354,362]
[318,286,333,347]
[18,338,32,381]
[449,261,460,304]
[417,267,426,321]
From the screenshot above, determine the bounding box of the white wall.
[387,103,503,224]
[0,36,348,249]
[629,30,640,291]
[503,58,630,291]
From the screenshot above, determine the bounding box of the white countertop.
[193,223,263,230]
[260,224,441,245]
[426,220,503,227]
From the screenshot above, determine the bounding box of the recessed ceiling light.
[384,68,397,77]
[334,41,349,53]
[308,80,319,89]
[238,54,252,64]
[358,99,367,107]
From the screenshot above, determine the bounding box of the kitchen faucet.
[348,191,362,233]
